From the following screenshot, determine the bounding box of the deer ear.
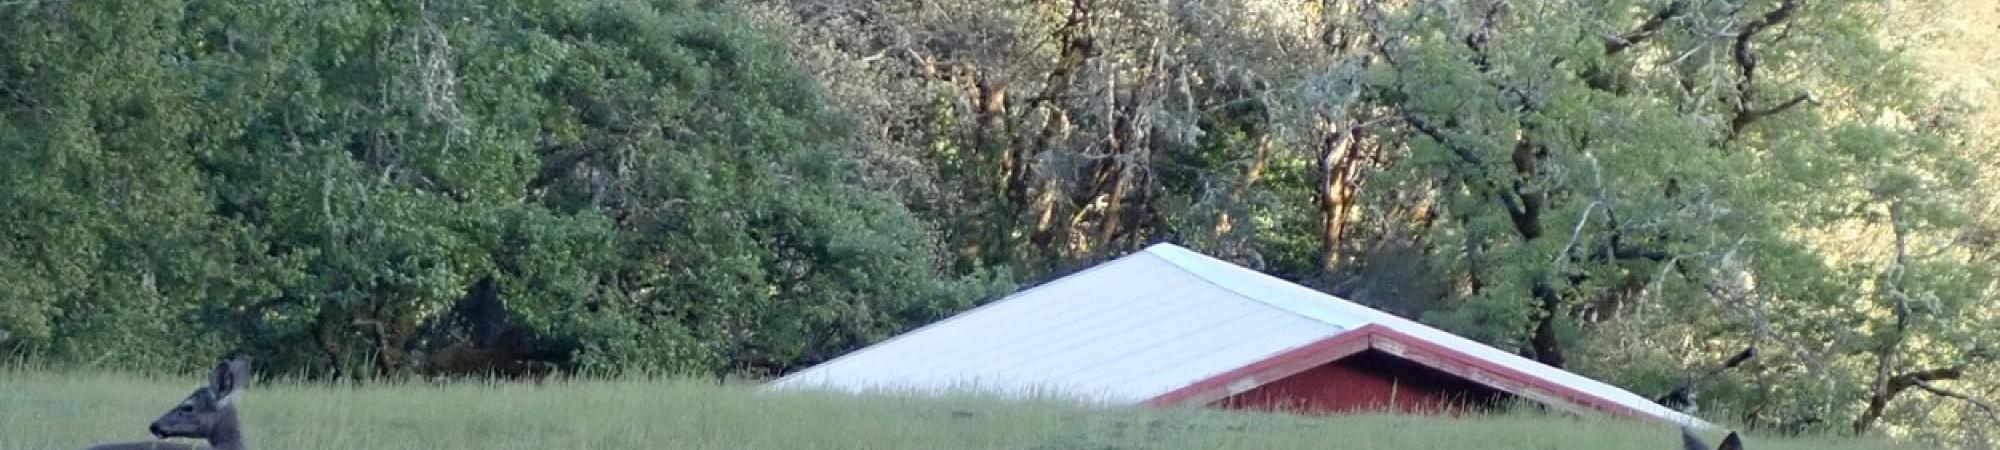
[211,353,251,401]
[1716,431,1744,450]
[1680,427,1711,450]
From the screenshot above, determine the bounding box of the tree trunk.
[1318,124,1366,272]
[1214,133,1273,240]
[1007,0,1093,207]
[1528,279,1565,367]
[972,73,1009,157]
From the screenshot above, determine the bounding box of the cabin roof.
[766,243,1710,428]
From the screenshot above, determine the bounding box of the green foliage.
[0,0,999,378]
[2,0,1994,445]
[752,0,1997,444]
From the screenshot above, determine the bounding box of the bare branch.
[1914,380,2000,425]
[1730,92,1816,136]
[1557,201,1604,265]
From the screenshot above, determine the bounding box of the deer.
[1681,426,1746,450]
[85,353,251,450]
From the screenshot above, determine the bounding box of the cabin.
[766,243,1706,428]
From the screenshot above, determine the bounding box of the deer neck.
[207,408,246,450]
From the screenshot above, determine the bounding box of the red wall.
[1214,350,1510,415]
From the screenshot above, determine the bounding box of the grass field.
[2,368,1899,450]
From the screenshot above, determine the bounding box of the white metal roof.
[766,243,1709,428]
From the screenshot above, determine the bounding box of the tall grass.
[2,367,1896,450]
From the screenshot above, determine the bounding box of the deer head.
[85,353,252,450]
[1682,427,1745,450]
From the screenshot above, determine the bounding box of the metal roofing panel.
[767,242,1706,428]
[766,251,1346,405]
[1144,244,1709,428]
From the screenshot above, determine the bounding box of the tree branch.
[1729,92,1815,137]
[1558,201,1603,264]
[1606,0,1689,55]
[1609,244,1674,261]
[1858,366,1966,433]
[1400,113,1545,248]
[1010,0,1095,206]
[0,78,49,116]
[1734,0,1802,83]
[1401,114,1487,167]
[1912,380,2000,424]
[1725,0,1804,139]
[1890,367,1964,391]
[1463,0,1503,71]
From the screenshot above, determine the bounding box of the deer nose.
[149,423,165,438]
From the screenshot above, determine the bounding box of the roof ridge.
[1142,243,1370,329]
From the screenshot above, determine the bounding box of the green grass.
[2,367,1897,450]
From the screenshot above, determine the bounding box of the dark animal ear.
[211,352,251,401]
[1716,431,1745,450]
[1681,427,1711,450]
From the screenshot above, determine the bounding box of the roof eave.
[1144,324,1714,429]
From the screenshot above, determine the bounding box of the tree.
[0,0,1003,379]
[751,0,1999,443]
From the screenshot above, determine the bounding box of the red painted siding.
[1214,350,1510,415]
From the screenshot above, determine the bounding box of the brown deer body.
[85,354,251,450]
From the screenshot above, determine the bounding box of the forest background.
[2,0,1995,445]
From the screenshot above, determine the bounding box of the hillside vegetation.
[1,0,1994,446]
[1,368,1897,450]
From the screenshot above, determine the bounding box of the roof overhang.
[1146,323,1708,429]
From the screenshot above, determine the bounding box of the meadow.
[2,367,1899,450]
